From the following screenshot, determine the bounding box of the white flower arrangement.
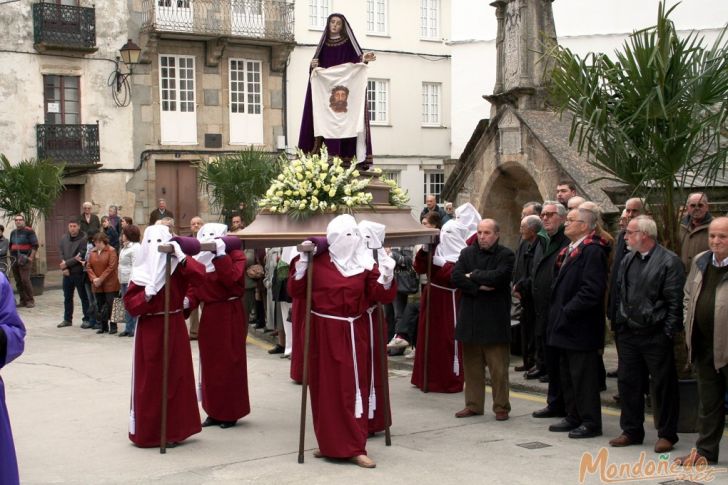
[258,147,373,218]
[379,172,411,207]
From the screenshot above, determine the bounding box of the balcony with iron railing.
[36,124,100,168]
[140,0,294,44]
[32,2,97,53]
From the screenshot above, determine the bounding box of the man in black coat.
[452,219,515,421]
[529,202,570,418]
[57,218,90,328]
[547,208,610,439]
[609,215,684,453]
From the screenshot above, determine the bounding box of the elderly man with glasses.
[680,192,713,272]
[609,215,684,453]
[546,208,610,439]
[528,201,570,419]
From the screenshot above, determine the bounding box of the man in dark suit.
[529,202,570,418]
[452,218,515,421]
[547,208,610,439]
[148,198,174,226]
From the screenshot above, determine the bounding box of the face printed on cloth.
[434,219,469,266]
[454,203,482,238]
[131,225,176,297]
[193,223,228,272]
[326,214,372,277]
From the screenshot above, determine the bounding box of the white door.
[231,0,264,37]
[229,59,264,145]
[155,0,193,32]
[160,55,197,145]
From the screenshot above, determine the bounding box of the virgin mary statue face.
[328,16,343,36]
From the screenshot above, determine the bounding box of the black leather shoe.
[268,345,284,355]
[118,331,129,337]
[525,368,546,380]
[549,419,579,432]
[57,321,72,328]
[80,321,93,329]
[532,407,566,418]
[568,425,602,439]
[202,417,219,427]
[219,421,237,429]
[96,328,108,334]
[538,375,550,383]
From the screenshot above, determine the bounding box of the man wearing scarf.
[297,13,375,167]
[411,219,470,393]
[123,225,205,447]
[186,224,250,429]
[287,215,395,468]
[0,272,25,485]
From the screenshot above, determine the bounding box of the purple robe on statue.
[0,273,26,485]
[297,13,373,166]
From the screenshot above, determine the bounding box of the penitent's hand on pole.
[362,51,376,63]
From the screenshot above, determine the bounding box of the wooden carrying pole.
[160,252,172,454]
[297,241,316,464]
[423,245,433,393]
[376,303,392,446]
[156,241,214,454]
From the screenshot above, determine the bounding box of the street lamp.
[110,39,141,107]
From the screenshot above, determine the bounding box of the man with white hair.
[609,216,684,453]
[187,223,250,429]
[412,219,470,393]
[680,192,713,271]
[547,208,610,439]
[287,215,396,468]
[123,225,205,448]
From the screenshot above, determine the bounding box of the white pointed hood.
[434,219,469,265]
[327,214,373,277]
[193,223,228,272]
[131,225,176,297]
[455,202,481,238]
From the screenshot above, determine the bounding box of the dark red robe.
[124,258,205,447]
[288,251,395,458]
[366,305,391,434]
[411,249,464,393]
[289,296,305,384]
[187,250,250,422]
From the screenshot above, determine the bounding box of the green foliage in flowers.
[379,172,411,207]
[258,147,373,219]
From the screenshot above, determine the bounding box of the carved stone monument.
[443,0,616,249]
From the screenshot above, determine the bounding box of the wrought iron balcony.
[33,3,97,52]
[141,0,294,43]
[36,124,100,167]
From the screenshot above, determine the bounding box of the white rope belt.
[311,309,365,418]
[366,306,377,420]
[429,282,460,377]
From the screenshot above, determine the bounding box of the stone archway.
[480,162,542,250]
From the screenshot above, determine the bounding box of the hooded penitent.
[454,202,481,238]
[194,223,228,272]
[434,220,470,267]
[131,225,176,298]
[326,214,373,277]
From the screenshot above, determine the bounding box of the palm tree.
[0,154,65,229]
[548,1,728,252]
[195,146,282,225]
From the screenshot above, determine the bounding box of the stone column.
[491,0,507,94]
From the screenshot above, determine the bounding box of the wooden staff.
[297,241,316,464]
[423,244,433,393]
[160,251,172,454]
[376,302,392,446]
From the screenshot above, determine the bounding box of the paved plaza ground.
[4,276,727,484]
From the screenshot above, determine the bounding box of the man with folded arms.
[452,219,515,421]
[610,216,684,453]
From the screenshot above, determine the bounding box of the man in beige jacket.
[676,216,728,466]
